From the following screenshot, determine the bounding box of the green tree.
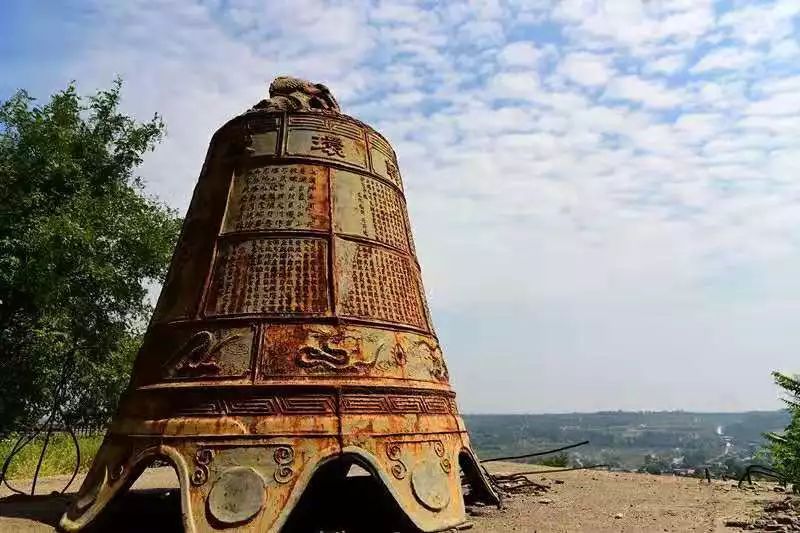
[764,372,800,488]
[538,452,569,468]
[641,453,669,475]
[0,80,181,430]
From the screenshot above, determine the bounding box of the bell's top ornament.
[60,76,498,533]
[250,75,341,113]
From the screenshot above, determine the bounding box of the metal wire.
[495,464,609,477]
[738,464,785,488]
[481,440,590,463]
[0,413,82,496]
[0,353,81,496]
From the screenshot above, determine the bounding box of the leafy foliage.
[0,80,181,430]
[765,372,800,487]
[538,452,569,468]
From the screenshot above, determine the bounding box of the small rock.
[538,498,553,504]
[775,486,787,493]
[767,501,792,513]
[725,519,751,528]
[554,479,564,484]
[614,513,624,519]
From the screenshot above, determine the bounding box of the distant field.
[464,410,789,472]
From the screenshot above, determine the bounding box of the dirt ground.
[471,463,783,532]
[0,462,783,532]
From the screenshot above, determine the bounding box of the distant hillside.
[464,411,789,473]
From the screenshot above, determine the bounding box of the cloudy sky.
[3,0,800,413]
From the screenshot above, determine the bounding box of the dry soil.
[0,462,782,532]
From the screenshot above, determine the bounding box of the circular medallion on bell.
[207,466,266,524]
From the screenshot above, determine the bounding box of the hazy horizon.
[3,0,799,413]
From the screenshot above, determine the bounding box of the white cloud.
[691,47,760,73]
[645,53,686,75]
[746,92,800,116]
[487,70,539,100]
[718,0,800,45]
[769,39,800,60]
[457,19,505,46]
[497,41,540,67]
[604,75,683,108]
[673,113,722,141]
[689,80,747,110]
[754,74,800,95]
[558,51,614,86]
[553,0,715,52]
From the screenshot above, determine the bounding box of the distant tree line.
[465,410,790,472]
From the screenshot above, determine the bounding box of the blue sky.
[2,0,800,413]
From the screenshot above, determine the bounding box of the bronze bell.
[60,76,498,533]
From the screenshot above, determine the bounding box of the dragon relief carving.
[413,341,449,381]
[372,338,449,381]
[375,342,402,372]
[296,330,376,372]
[162,330,247,378]
[249,76,340,113]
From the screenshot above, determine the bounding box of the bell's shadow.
[0,489,182,532]
[0,459,417,532]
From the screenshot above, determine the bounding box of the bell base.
[61,432,498,532]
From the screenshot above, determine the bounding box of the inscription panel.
[206,238,329,316]
[246,116,280,156]
[368,132,403,190]
[223,164,329,233]
[335,239,426,329]
[333,170,409,252]
[285,115,368,169]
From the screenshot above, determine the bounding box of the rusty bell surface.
[61,76,498,533]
